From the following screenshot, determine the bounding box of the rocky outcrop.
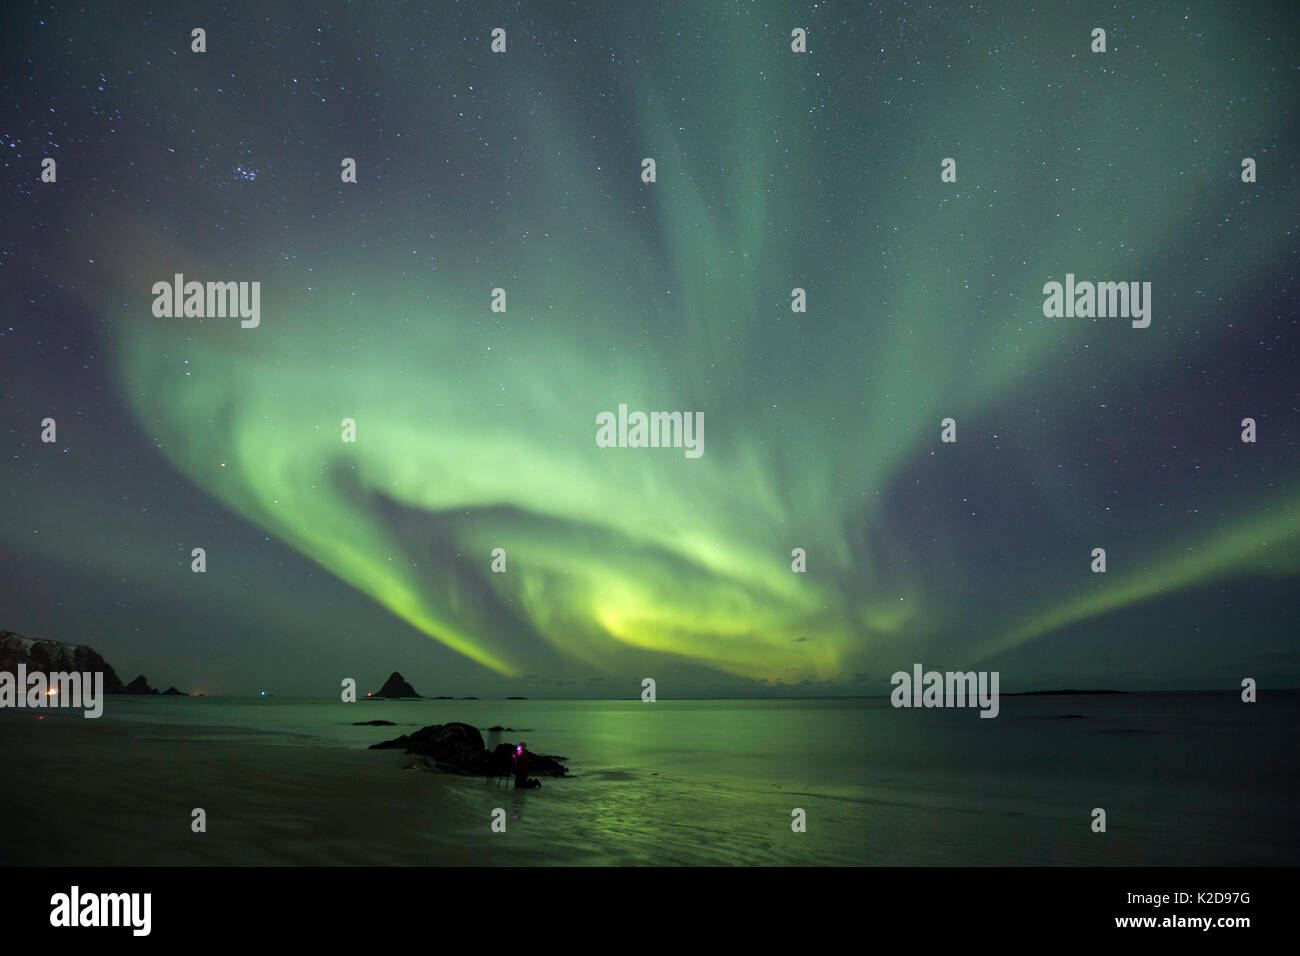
[371,722,488,772]
[488,743,568,778]
[0,630,126,693]
[373,671,419,698]
[124,675,159,695]
[0,630,190,695]
[370,722,569,777]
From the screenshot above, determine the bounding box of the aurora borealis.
[2,0,1297,697]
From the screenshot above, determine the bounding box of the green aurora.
[5,0,1298,692]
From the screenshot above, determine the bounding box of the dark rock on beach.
[162,686,186,696]
[371,722,569,777]
[353,719,397,726]
[489,742,568,778]
[371,722,490,773]
[373,671,419,698]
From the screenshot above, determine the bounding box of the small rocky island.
[124,675,158,695]
[370,722,569,778]
[372,671,420,698]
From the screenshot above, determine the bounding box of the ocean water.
[75,691,1300,865]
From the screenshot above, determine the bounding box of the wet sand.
[0,709,546,865]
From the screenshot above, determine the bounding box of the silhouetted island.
[124,675,158,695]
[372,671,419,698]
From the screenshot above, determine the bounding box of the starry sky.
[1,1,1297,697]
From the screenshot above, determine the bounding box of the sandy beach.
[5,693,1297,867]
[0,710,553,866]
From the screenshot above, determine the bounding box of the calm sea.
[82,691,1300,865]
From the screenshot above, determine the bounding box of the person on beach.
[513,741,541,789]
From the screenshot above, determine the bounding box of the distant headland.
[0,629,192,697]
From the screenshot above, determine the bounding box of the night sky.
[2,1,1297,697]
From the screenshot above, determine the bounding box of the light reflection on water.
[92,693,1300,865]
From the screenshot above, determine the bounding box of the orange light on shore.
[46,688,57,696]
